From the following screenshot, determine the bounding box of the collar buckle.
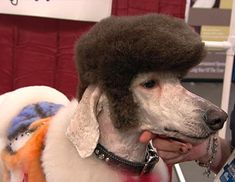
[140,143,159,175]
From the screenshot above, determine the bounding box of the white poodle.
[0,14,227,182]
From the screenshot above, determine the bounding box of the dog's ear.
[66,85,101,158]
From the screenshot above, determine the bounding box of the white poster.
[0,0,112,22]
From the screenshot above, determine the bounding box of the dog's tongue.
[139,131,155,143]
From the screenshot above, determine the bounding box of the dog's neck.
[97,95,147,162]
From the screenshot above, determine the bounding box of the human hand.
[139,131,210,165]
[139,131,231,174]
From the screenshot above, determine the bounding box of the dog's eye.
[142,80,157,89]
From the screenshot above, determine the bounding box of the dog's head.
[131,71,227,143]
[74,14,227,146]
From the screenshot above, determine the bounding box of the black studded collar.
[94,143,159,176]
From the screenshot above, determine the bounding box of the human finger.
[158,151,183,161]
[163,140,209,164]
[152,137,192,154]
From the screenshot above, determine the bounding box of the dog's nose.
[205,109,228,130]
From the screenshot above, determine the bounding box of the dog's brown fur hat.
[75,13,206,130]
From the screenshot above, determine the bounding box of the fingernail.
[179,147,188,154]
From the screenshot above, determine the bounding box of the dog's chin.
[149,129,215,145]
[157,133,209,145]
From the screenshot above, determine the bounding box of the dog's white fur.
[0,72,224,182]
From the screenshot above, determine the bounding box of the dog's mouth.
[156,134,207,145]
[157,135,188,143]
[144,128,212,145]
[163,128,211,143]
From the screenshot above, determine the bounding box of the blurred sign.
[0,0,112,22]
[187,50,226,79]
[185,0,232,80]
[215,150,235,182]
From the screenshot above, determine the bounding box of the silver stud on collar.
[94,143,159,175]
[105,157,110,162]
[95,149,100,155]
[98,154,105,160]
[95,148,110,162]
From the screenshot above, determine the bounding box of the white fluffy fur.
[42,100,123,182]
[42,90,169,182]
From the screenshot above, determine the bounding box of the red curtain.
[0,0,186,99]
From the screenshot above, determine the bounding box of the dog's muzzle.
[204,108,228,131]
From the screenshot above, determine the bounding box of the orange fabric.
[1,117,51,182]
